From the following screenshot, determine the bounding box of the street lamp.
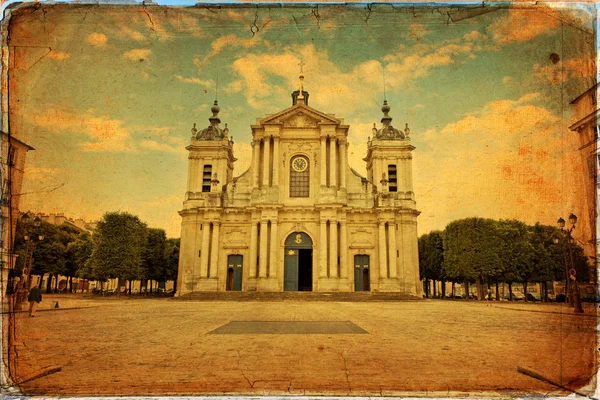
[557,214,584,314]
[14,213,44,310]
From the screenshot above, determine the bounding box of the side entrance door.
[354,254,371,292]
[226,255,243,291]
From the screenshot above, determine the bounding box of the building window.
[8,147,16,167]
[388,165,397,192]
[202,165,212,192]
[290,156,309,197]
[1,180,10,206]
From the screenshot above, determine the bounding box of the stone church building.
[176,73,421,296]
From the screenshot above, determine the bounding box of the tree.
[67,231,93,291]
[418,231,444,297]
[89,212,148,293]
[141,228,168,293]
[165,238,180,293]
[496,220,534,301]
[443,218,501,299]
[14,220,70,293]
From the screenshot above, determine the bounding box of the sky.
[6,3,597,241]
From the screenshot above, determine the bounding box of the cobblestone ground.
[3,295,597,397]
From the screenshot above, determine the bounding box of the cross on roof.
[298,60,305,73]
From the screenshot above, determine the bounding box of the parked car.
[525,293,540,302]
[555,294,566,302]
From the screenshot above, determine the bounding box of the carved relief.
[350,228,374,247]
[288,141,313,152]
[292,222,307,232]
[284,112,318,128]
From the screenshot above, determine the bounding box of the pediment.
[260,104,340,126]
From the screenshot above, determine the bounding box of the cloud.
[88,33,108,47]
[487,8,560,44]
[27,108,135,152]
[24,167,63,183]
[143,195,181,207]
[48,51,70,60]
[409,23,429,39]
[176,75,215,87]
[232,142,252,175]
[228,41,484,115]
[534,57,595,85]
[140,139,180,153]
[415,93,586,234]
[123,48,152,61]
[193,34,262,72]
[120,26,147,41]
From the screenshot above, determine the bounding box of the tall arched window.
[290,155,310,197]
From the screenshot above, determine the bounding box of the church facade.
[176,75,421,296]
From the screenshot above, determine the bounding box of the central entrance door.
[354,254,370,292]
[284,232,313,291]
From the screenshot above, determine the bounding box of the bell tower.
[364,99,421,295]
[185,100,236,203]
[364,100,415,200]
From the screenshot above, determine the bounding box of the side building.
[177,75,421,295]
[569,84,599,285]
[1,132,34,296]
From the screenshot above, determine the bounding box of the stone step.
[172,291,422,302]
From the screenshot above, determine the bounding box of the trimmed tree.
[89,212,147,295]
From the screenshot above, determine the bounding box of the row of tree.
[13,212,179,294]
[418,218,590,301]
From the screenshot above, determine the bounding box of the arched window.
[290,155,310,197]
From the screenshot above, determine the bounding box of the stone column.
[329,137,337,189]
[209,222,220,278]
[329,220,338,278]
[249,221,258,278]
[263,137,271,187]
[320,137,327,187]
[259,220,268,278]
[388,222,397,279]
[200,222,211,278]
[339,221,347,279]
[407,156,414,195]
[339,141,347,189]
[252,140,260,187]
[269,220,278,277]
[378,222,387,279]
[319,219,327,278]
[272,137,280,187]
[187,157,195,192]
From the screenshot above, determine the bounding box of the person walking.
[28,284,42,317]
[486,288,492,306]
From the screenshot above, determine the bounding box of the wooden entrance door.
[354,255,371,291]
[226,255,243,291]
[284,232,313,291]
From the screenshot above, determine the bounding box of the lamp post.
[14,213,43,310]
[557,214,584,314]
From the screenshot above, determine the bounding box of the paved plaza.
[2,295,597,397]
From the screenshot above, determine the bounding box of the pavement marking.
[208,320,368,334]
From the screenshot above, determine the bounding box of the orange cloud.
[27,108,134,152]
[87,33,108,47]
[123,48,152,61]
[48,51,70,60]
[176,75,214,87]
[534,57,595,85]
[487,8,560,44]
[415,93,586,235]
